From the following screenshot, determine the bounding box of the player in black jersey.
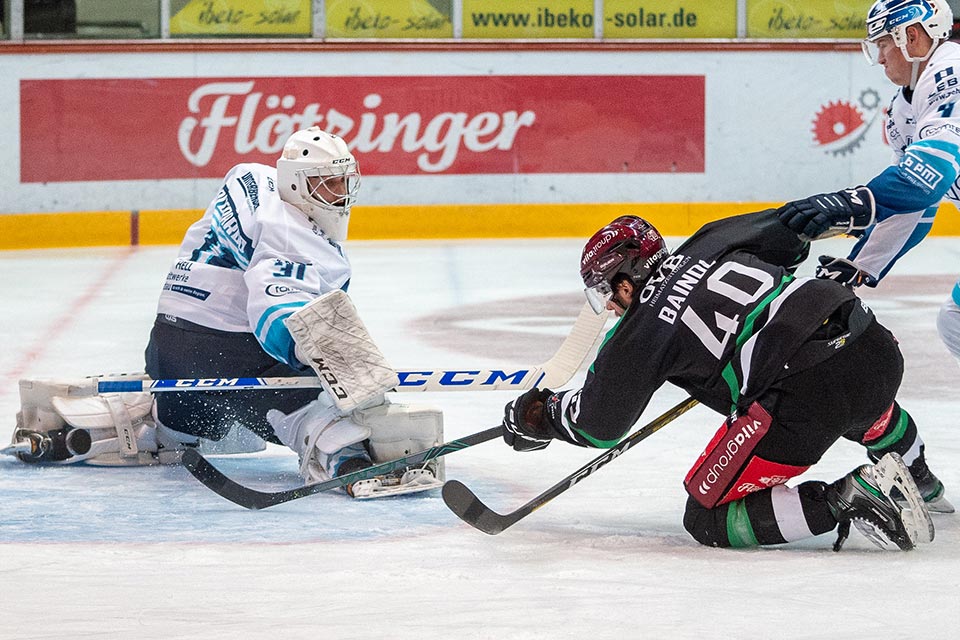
[501,199,950,551]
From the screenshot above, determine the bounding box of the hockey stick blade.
[93,303,608,395]
[442,480,517,535]
[443,397,699,535]
[181,426,504,510]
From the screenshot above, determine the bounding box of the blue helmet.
[864,0,953,62]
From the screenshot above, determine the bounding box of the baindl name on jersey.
[639,254,716,325]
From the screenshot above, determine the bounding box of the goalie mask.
[862,0,953,64]
[277,127,361,242]
[580,215,669,314]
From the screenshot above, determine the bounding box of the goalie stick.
[181,426,503,510]
[443,397,699,535]
[94,303,609,394]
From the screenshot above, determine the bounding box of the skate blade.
[873,453,935,545]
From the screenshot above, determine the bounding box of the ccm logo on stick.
[397,370,531,387]
[171,378,241,387]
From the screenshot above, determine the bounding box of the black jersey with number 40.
[547,211,858,449]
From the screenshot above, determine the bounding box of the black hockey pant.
[682,316,922,548]
[144,316,319,443]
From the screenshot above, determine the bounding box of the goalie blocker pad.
[286,290,398,413]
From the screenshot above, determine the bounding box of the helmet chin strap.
[910,60,921,90]
[905,37,941,90]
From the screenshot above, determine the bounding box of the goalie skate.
[1,428,58,462]
[349,464,443,500]
[2,426,97,463]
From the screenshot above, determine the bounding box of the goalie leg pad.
[7,377,265,466]
[267,396,372,483]
[353,401,446,484]
[7,378,160,466]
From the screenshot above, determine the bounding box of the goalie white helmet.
[863,0,954,64]
[277,127,361,242]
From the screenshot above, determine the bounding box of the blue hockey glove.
[815,255,869,288]
[776,186,876,241]
[502,388,555,452]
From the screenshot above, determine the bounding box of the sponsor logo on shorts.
[697,419,762,496]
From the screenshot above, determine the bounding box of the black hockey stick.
[442,397,699,535]
[181,426,503,510]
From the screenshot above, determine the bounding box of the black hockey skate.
[827,453,934,551]
[906,457,953,514]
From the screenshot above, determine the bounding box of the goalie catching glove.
[502,388,556,452]
[776,186,876,241]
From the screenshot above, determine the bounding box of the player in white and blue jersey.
[776,0,957,514]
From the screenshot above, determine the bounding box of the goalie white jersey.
[156,162,351,367]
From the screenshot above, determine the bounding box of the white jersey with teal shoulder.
[155,163,351,367]
[850,41,960,283]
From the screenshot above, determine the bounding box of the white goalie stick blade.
[94,303,610,395]
[873,453,935,546]
[532,302,610,389]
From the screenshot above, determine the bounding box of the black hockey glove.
[776,186,876,241]
[815,255,868,288]
[502,388,555,452]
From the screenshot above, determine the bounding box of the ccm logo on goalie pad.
[309,357,350,402]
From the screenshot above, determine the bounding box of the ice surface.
[0,237,958,640]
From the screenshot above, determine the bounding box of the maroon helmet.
[580,216,669,313]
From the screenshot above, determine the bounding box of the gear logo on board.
[812,89,882,156]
